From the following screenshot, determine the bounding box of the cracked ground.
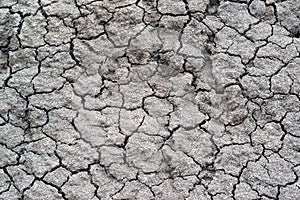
[0,0,299,199]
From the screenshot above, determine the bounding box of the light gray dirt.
[0,0,299,199]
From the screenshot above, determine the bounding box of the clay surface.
[0,0,299,199]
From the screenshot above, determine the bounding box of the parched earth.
[0,0,299,199]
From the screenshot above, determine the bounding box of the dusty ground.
[0,0,299,199]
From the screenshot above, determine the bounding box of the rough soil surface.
[0,0,299,199]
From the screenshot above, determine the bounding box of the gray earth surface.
[0,0,300,199]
